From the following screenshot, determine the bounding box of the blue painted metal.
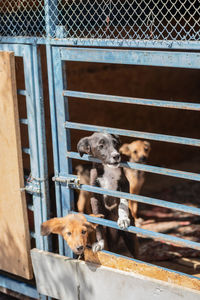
[0,43,50,299]
[71,213,200,251]
[66,151,200,182]
[44,0,57,38]
[0,275,38,299]
[17,89,26,96]
[60,47,200,69]
[20,118,28,125]
[57,174,200,216]
[22,148,31,155]
[45,43,65,255]
[32,45,51,252]
[1,36,200,50]
[64,90,200,111]
[50,46,74,257]
[65,121,200,147]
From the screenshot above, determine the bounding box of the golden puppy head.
[120,140,151,163]
[41,213,97,255]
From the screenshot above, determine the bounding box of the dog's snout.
[76,245,84,252]
[140,155,147,163]
[112,154,120,161]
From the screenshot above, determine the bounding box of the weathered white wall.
[31,249,200,300]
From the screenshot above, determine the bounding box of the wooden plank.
[0,51,32,279]
[31,249,200,300]
[84,249,200,292]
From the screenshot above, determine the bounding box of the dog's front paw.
[117,217,130,229]
[92,239,104,253]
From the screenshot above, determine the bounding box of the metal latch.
[52,176,80,188]
[21,174,43,194]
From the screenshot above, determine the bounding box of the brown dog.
[76,164,92,214]
[120,140,151,223]
[41,213,102,256]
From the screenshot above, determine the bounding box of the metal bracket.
[21,174,43,194]
[52,176,80,188]
[21,181,41,194]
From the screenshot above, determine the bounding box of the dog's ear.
[120,143,131,156]
[84,214,104,232]
[83,222,96,232]
[41,217,66,236]
[77,137,91,157]
[144,141,151,151]
[111,134,121,147]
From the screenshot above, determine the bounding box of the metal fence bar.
[46,44,65,256]
[17,89,26,96]
[32,45,51,252]
[67,151,200,182]
[66,180,200,216]
[64,90,200,111]
[22,147,31,155]
[51,46,74,257]
[60,48,200,69]
[20,118,28,125]
[0,274,38,299]
[65,121,200,147]
[72,213,200,251]
[2,37,200,50]
[23,45,46,251]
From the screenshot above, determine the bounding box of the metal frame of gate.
[0,0,200,299]
[0,43,50,299]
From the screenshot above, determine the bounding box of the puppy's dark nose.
[113,154,120,161]
[76,246,84,252]
[140,155,147,163]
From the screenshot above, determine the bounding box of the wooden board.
[84,249,200,292]
[0,51,32,279]
[31,249,200,300]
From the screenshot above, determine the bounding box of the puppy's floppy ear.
[144,141,151,151]
[41,217,66,236]
[84,214,104,232]
[77,137,91,157]
[83,222,96,232]
[120,143,131,156]
[111,134,121,146]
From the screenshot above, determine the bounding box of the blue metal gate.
[49,46,200,259]
[0,0,200,298]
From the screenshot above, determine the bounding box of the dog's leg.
[117,198,130,229]
[77,190,91,214]
[120,212,139,258]
[90,195,105,252]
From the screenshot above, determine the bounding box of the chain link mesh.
[0,0,200,41]
[0,0,45,37]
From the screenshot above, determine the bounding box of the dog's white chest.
[98,165,121,191]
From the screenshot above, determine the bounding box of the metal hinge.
[52,175,80,188]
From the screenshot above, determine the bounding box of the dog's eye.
[133,150,137,154]
[99,144,104,150]
[82,230,86,235]
[144,147,148,152]
[66,232,71,236]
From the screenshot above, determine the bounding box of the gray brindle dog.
[77,132,138,257]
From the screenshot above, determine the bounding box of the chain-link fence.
[0,0,200,41]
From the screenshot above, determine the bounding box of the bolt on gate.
[0,0,200,299]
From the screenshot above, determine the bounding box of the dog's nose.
[113,154,120,161]
[76,246,84,252]
[140,155,147,163]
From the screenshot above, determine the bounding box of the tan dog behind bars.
[120,140,151,223]
[41,213,103,255]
